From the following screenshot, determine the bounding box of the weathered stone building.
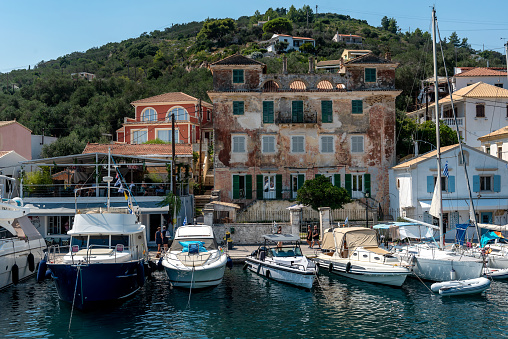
[207,53,400,210]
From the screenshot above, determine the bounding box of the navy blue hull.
[48,261,144,310]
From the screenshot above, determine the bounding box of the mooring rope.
[187,266,195,309]
[68,265,81,333]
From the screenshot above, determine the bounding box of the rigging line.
[186,265,195,309]
[68,265,81,333]
[437,20,481,242]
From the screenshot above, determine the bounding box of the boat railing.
[47,243,136,264]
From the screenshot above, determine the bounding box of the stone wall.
[212,223,291,245]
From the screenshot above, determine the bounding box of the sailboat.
[46,151,150,310]
[394,8,484,282]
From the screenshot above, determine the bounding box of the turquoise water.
[1,267,507,338]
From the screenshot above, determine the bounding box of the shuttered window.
[263,101,274,123]
[292,101,304,123]
[321,100,333,123]
[365,68,376,82]
[233,69,244,83]
[233,101,244,115]
[352,100,363,114]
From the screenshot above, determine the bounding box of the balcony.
[441,118,463,127]
[276,112,317,124]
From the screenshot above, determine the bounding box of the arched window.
[168,107,188,121]
[263,81,279,92]
[141,108,157,122]
[317,80,333,90]
[290,80,306,90]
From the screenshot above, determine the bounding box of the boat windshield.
[0,226,15,239]
[71,236,87,248]
[270,246,302,257]
[111,235,129,247]
[170,238,217,251]
[89,235,109,248]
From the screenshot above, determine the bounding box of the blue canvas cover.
[179,241,207,253]
[455,224,470,245]
[481,231,501,248]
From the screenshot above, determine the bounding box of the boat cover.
[373,222,434,240]
[9,216,43,240]
[321,227,378,253]
[481,231,502,248]
[263,234,300,242]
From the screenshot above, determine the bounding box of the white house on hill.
[267,34,315,53]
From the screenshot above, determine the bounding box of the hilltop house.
[266,34,315,53]
[390,144,508,240]
[316,49,372,73]
[407,82,508,148]
[116,92,213,147]
[454,67,508,91]
[332,33,363,45]
[207,53,400,213]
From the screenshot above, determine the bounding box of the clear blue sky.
[1,0,507,73]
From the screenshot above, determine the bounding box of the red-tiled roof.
[82,143,192,156]
[0,120,32,132]
[455,67,507,77]
[274,34,314,40]
[210,53,266,66]
[336,34,363,39]
[131,92,200,105]
[0,151,12,157]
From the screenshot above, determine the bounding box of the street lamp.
[365,192,370,228]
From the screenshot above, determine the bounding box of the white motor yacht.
[245,234,317,289]
[314,227,410,287]
[162,225,227,288]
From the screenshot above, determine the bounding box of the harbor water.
[1,266,507,338]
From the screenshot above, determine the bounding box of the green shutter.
[352,100,363,114]
[257,175,264,200]
[233,175,240,199]
[297,174,305,190]
[233,101,244,115]
[345,174,352,197]
[321,101,332,123]
[276,174,282,200]
[292,101,303,123]
[364,173,371,195]
[334,174,341,188]
[365,68,376,82]
[233,69,244,83]
[263,101,274,123]
[246,175,252,199]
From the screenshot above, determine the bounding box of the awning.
[25,202,168,215]
[419,198,508,211]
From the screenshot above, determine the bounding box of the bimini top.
[68,213,144,235]
[321,227,378,252]
[263,234,300,242]
[175,225,214,239]
[373,222,434,240]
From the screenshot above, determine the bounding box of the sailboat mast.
[107,147,111,210]
[432,7,444,249]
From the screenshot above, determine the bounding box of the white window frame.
[262,135,276,154]
[320,136,334,153]
[351,174,364,199]
[291,135,305,153]
[263,174,277,200]
[480,175,493,192]
[232,135,246,153]
[132,129,148,144]
[141,108,157,122]
[351,136,364,153]
[167,107,189,121]
[156,128,179,143]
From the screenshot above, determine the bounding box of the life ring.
[27,253,35,272]
[328,263,333,273]
[345,262,352,273]
[12,264,19,285]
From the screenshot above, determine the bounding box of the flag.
[442,161,449,178]
[345,217,349,225]
[118,183,124,193]
[183,217,187,226]
[124,192,128,200]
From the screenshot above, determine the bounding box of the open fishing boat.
[245,234,317,289]
[162,224,227,288]
[0,177,46,289]
[314,227,410,287]
[46,153,149,310]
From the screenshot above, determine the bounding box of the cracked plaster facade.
[207,54,401,211]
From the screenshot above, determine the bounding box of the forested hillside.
[0,5,504,157]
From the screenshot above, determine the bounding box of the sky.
[1,0,508,73]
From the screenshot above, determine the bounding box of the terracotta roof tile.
[456,67,507,77]
[0,120,32,132]
[0,151,12,157]
[478,126,508,141]
[210,53,266,66]
[392,144,459,169]
[82,143,192,156]
[336,34,363,39]
[345,53,397,65]
[131,92,200,105]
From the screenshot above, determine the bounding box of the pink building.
[0,120,32,160]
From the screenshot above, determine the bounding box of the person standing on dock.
[155,226,162,255]
[311,225,320,249]
[306,225,312,248]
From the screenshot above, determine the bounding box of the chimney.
[282,55,288,74]
[385,51,391,61]
[309,56,315,74]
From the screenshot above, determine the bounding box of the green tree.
[144,138,169,144]
[296,176,352,211]
[263,17,293,35]
[197,18,236,43]
[381,16,389,30]
[299,42,315,54]
[275,41,289,54]
[156,191,182,226]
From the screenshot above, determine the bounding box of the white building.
[332,33,363,45]
[267,34,315,53]
[390,144,508,241]
[407,82,508,148]
[478,126,508,161]
[454,67,508,91]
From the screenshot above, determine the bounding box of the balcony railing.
[277,112,317,124]
[21,182,190,199]
[442,117,463,126]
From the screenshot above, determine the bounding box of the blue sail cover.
[480,231,501,248]
[180,241,207,253]
[455,224,470,245]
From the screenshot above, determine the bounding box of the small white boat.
[245,234,317,289]
[431,277,491,296]
[162,224,227,288]
[314,227,411,287]
[483,267,508,280]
